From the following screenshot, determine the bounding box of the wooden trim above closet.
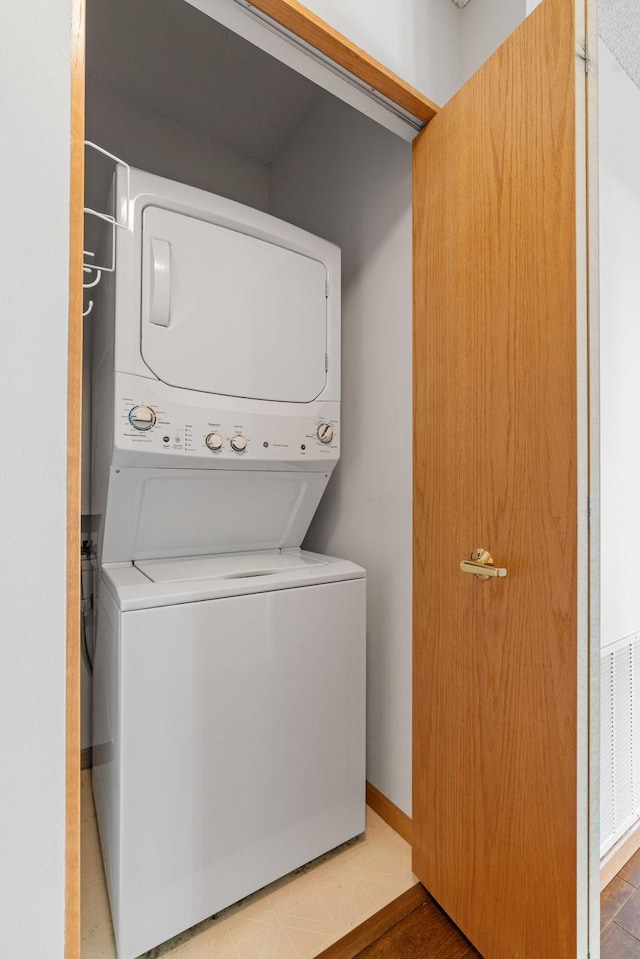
[243,0,439,123]
[66,0,85,957]
[366,782,413,846]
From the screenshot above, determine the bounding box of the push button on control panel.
[230,435,247,453]
[129,405,156,431]
[205,432,223,452]
[317,423,334,444]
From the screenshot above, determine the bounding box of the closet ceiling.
[86,0,323,165]
[599,0,640,89]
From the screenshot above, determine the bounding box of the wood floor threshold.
[601,821,640,891]
[365,782,412,845]
[316,884,428,959]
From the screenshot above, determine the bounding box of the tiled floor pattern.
[602,847,640,958]
[81,771,417,959]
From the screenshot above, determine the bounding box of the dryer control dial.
[129,405,156,431]
[230,435,247,453]
[317,423,334,444]
[205,432,223,452]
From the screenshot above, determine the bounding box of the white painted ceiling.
[86,0,323,165]
[599,0,640,89]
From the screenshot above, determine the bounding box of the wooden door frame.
[64,2,437,956]
[66,0,85,955]
[65,1,599,955]
[66,0,601,955]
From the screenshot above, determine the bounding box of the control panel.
[115,389,339,467]
[128,405,156,431]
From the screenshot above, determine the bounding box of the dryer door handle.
[149,238,171,327]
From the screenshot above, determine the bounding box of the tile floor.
[602,847,640,958]
[81,771,417,959]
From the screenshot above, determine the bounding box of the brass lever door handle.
[460,549,507,580]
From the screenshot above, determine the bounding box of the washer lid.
[99,467,331,564]
[135,549,326,584]
[141,206,328,403]
[101,549,366,611]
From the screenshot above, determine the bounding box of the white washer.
[91,169,366,958]
[93,550,365,959]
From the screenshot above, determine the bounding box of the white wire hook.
[81,142,130,310]
[83,265,102,289]
[82,143,130,276]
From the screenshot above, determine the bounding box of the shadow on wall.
[269,95,414,814]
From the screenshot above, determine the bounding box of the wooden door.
[412,1,595,957]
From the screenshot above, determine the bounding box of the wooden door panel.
[413,1,582,957]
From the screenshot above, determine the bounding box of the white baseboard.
[601,818,640,890]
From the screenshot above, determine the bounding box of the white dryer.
[91,168,366,959]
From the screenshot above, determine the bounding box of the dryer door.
[140,206,328,403]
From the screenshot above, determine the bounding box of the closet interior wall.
[82,0,413,814]
[269,103,413,815]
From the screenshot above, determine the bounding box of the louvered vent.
[601,634,640,856]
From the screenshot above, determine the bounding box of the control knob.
[230,435,247,452]
[205,432,223,452]
[128,405,156,431]
[317,423,334,444]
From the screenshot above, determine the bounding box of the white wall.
[270,98,413,815]
[599,38,640,649]
[460,0,527,82]
[85,79,269,216]
[294,0,463,106]
[0,1,70,954]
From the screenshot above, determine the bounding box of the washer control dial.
[205,432,223,452]
[230,435,247,453]
[317,423,334,444]
[129,405,156,431]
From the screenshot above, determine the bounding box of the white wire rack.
[83,141,130,317]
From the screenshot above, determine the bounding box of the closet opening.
[81,1,418,957]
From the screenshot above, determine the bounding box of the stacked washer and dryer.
[91,167,366,959]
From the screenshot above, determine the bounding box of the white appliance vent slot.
[601,632,640,856]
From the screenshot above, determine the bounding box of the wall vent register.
[601,632,640,855]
